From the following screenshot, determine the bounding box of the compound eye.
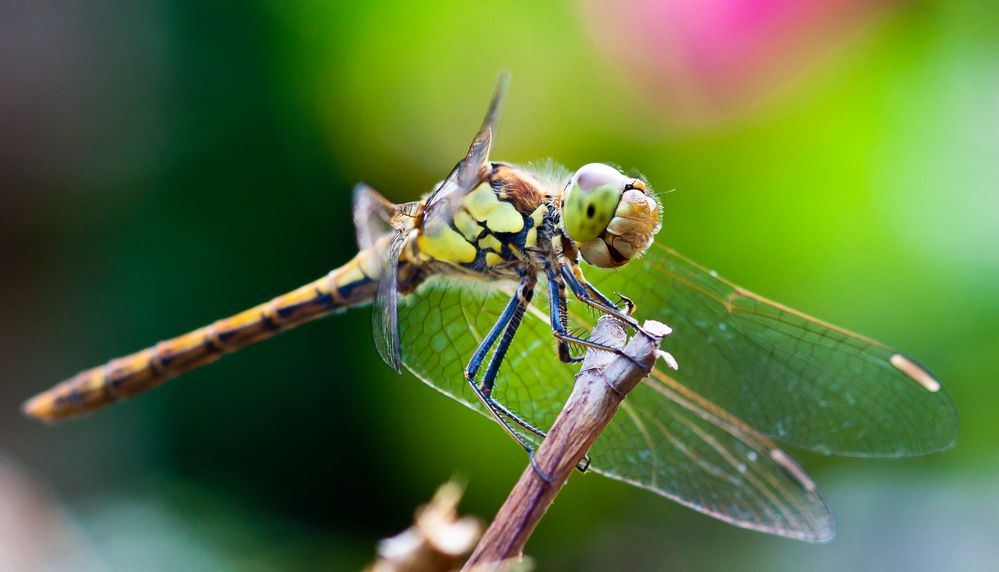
[561,163,627,242]
[575,162,625,192]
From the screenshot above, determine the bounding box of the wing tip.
[590,467,836,543]
[769,448,817,492]
[889,353,942,393]
[801,520,837,544]
[494,70,511,93]
[483,71,511,129]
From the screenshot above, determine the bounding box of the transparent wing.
[421,72,509,236]
[398,276,573,431]
[371,232,406,373]
[396,275,834,541]
[588,243,959,457]
[353,183,407,373]
[353,183,396,251]
[592,373,834,541]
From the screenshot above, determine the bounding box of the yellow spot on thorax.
[478,233,502,253]
[453,210,483,241]
[529,205,547,227]
[464,183,525,234]
[417,225,477,264]
[525,205,546,249]
[525,228,538,248]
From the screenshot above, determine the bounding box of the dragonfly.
[24,73,957,542]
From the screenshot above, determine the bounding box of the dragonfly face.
[561,163,661,268]
[24,72,957,544]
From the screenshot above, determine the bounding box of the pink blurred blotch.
[584,0,892,123]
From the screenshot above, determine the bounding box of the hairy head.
[560,163,661,268]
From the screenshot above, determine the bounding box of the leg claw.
[613,292,637,316]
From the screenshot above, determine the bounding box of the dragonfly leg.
[547,265,645,378]
[551,269,584,364]
[463,275,554,481]
[466,376,553,483]
[562,264,639,324]
[464,273,548,440]
[491,392,590,473]
[473,279,544,437]
[548,267,587,363]
[486,396,549,440]
[465,271,527,383]
[473,314,590,473]
[562,265,656,340]
[612,292,637,316]
[564,264,619,308]
[554,329,644,375]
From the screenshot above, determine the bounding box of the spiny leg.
[474,279,542,430]
[562,264,618,308]
[553,271,584,364]
[562,264,677,377]
[464,274,547,441]
[562,265,653,338]
[549,265,623,472]
[562,264,637,320]
[548,265,644,371]
[550,267,586,364]
[463,275,551,480]
[465,275,524,383]
[570,262,632,314]
[476,277,596,475]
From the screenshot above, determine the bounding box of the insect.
[24,74,957,542]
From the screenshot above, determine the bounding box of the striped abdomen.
[23,248,384,422]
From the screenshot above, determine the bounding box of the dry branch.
[463,316,669,569]
[368,481,483,572]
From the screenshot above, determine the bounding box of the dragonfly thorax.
[412,163,557,281]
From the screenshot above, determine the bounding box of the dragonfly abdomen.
[23,249,382,422]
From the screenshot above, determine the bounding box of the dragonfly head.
[561,163,661,268]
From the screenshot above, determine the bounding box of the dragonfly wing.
[398,277,577,441]
[397,276,833,540]
[371,231,406,373]
[357,70,511,374]
[421,72,510,233]
[592,372,834,541]
[353,183,396,250]
[587,243,959,457]
[353,183,410,373]
[454,70,507,190]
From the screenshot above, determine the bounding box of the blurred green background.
[2,1,997,570]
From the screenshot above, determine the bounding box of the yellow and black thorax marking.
[415,164,554,274]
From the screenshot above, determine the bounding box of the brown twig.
[463,316,669,569]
